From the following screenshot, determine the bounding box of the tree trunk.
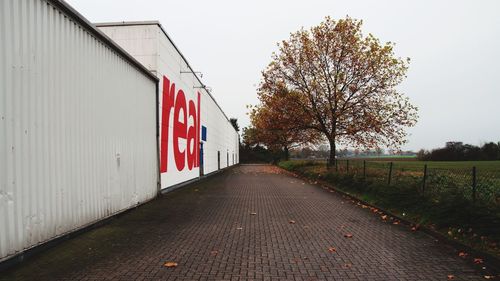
[328,140,336,167]
[284,146,289,161]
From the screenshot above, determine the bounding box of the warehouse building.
[96,22,240,191]
[0,0,238,264]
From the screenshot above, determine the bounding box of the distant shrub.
[418,141,500,161]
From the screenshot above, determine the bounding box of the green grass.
[333,159,500,181]
[367,160,500,172]
[279,160,500,259]
[352,155,418,159]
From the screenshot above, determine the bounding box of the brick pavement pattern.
[1,165,488,280]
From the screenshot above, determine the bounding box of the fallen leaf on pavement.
[344,233,353,238]
[164,261,178,268]
[474,258,484,264]
[236,227,243,230]
[342,263,352,269]
[447,275,455,280]
[210,250,218,256]
[328,247,336,253]
[484,276,494,279]
[289,220,296,224]
[381,215,387,220]
[250,212,257,215]
[458,252,468,258]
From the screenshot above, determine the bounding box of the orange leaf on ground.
[342,263,352,269]
[458,252,468,258]
[447,275,455,280]
[344,233,353,238]
[474,258,484,264]
[164,261,178,268]
[328,247,336,253]
[381,215,387,220]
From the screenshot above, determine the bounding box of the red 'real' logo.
[160,76,200,173]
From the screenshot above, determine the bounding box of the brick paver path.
[1,165,489,280]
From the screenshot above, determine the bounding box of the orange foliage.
[255,16,418,164]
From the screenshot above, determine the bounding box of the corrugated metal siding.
[98,24,240,190]
[0,0,158,261]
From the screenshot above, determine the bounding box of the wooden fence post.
[363,160,366,180]
[388,162,393,185]
[422,164,427,195]
[472,166,477,203]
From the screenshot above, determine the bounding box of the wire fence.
[330,159,500,206]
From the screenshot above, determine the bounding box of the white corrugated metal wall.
[97,23,240,190]
[0,0,158,261]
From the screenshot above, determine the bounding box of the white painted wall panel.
[0,0,158,261]
[98,23,240,190]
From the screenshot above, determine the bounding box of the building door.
[199,143,204,176]
[217,151,220,170]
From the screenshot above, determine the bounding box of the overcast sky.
[67,0,500,151]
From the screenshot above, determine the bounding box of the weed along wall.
[0,0,159,262]
[97,22,240,191]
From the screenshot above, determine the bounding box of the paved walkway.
[1,165,489,280]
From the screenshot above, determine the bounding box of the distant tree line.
[417,142,500,161]
[237,125,285,163]
[290,147,415,159]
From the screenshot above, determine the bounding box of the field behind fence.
[329,159,500,206]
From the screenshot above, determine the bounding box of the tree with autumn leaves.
[248,86,319,160]
[251,16,418,165]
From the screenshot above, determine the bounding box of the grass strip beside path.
[278,160,500,263]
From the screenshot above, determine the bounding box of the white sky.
[67,0,500,151]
